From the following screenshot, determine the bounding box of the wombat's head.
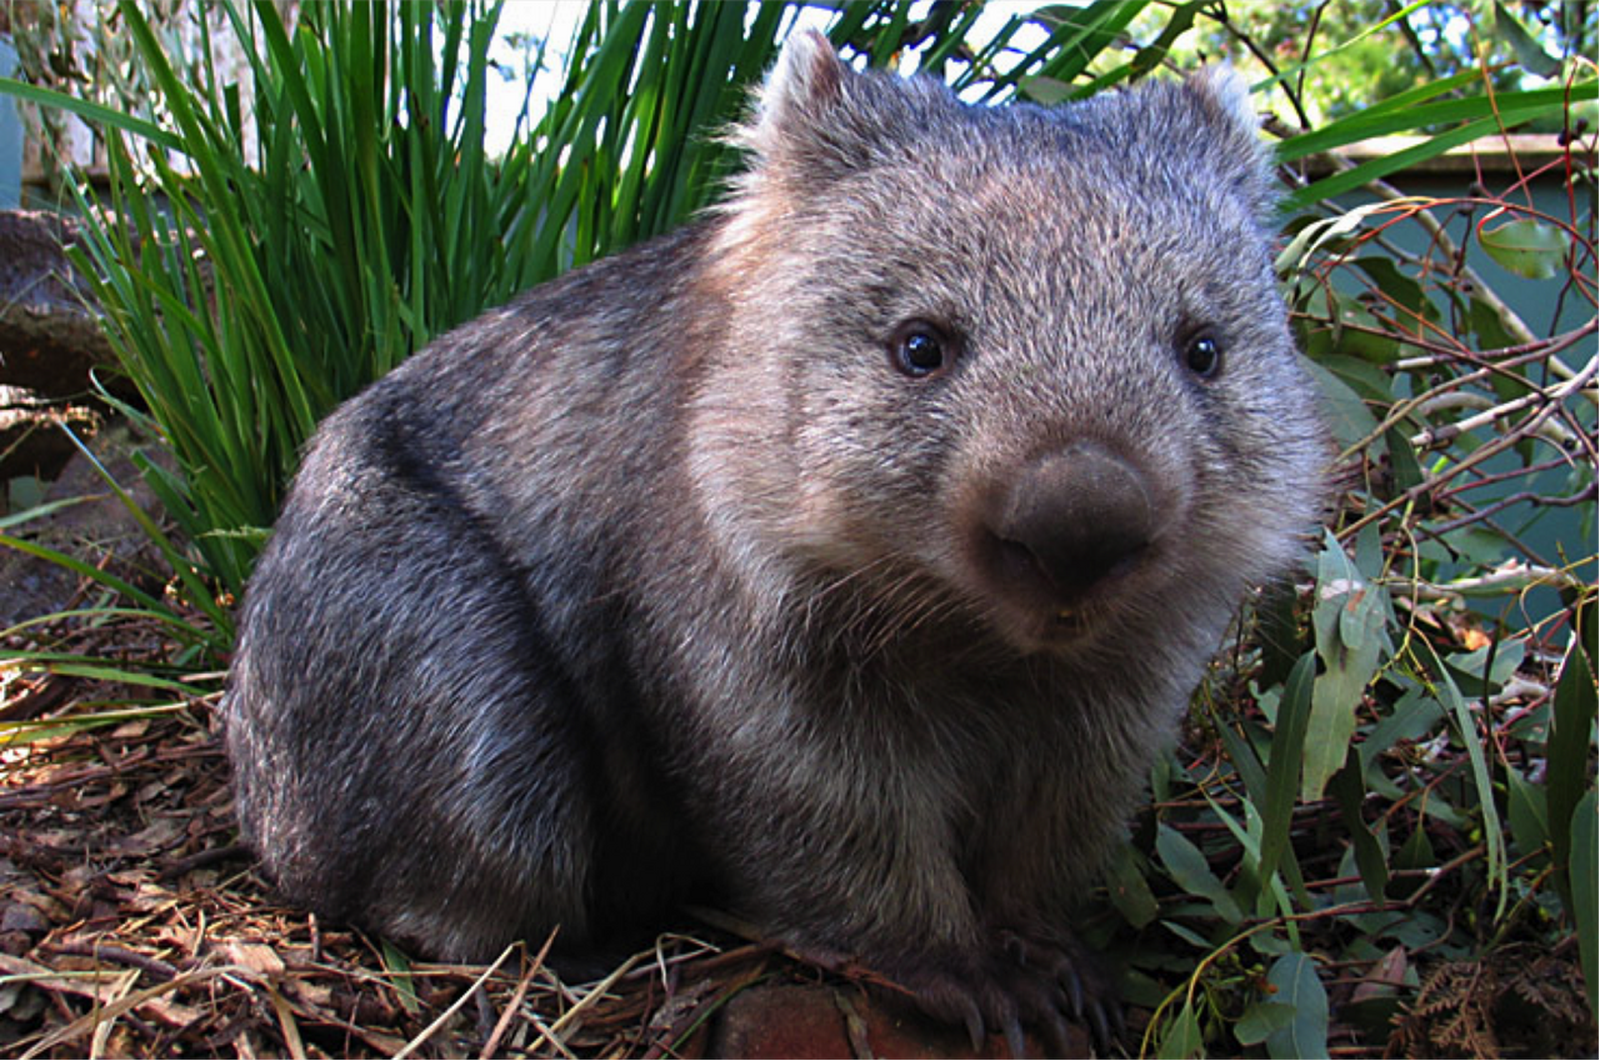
[694,32,1326,659]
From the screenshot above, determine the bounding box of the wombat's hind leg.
[228,414,605,962]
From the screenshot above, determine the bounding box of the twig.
[1359,180,1550,349]
[1410,355,1596,450]
[1428,486,1597,538]
[1341,394,1583,541]
[1389,561,1588,602]
[158,842,251,881]
[19,964,247,1061]
[47,941,179,984]
[266,983,308,1061]
[548,951,643,1038]
[480,933,556,1061]
[392,942,515,1061]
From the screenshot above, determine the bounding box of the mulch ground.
[0,630,1033,1060]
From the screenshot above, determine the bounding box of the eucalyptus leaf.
[1396,818,1437,873]
[1160,919,1216,951]
[1351,255,1440,336]
[1260,653,1316,886]
[1492,0,1564,78]
[1419,640,1509,914]
[1548,638,1597,912]
[1505,763,1551,864]
[1479,217,1572,280]
[1467,293,1522,350]
[1157,998,1205,1060]
[1359,686,1445,773]
[1383,425,1425,496]
[1236,1000,1297,1046]
[1335,295,1406,364]
[1302,358,1382,450]
[1265,952,1330,1060]
[1572,790,1597,1023]
[1305,533,1388,801]
[1156,823,1243,924]
[1446,639,1526,696]
[1331,750,1390,903]
[1105,842,1161,928]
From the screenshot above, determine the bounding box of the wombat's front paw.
[887,932,1121,1058]
[996,925,1122,1051]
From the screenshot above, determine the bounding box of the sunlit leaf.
[1492,0,1563,78]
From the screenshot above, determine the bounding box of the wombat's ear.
[1180,64,1279,215]
[733,29,923,183]
[752,29,848,144]
[716,30,875,252]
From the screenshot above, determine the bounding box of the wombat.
[225,30,1325,1053]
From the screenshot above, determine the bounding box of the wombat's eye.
[889,320,955,378]
[1182,333,1223,379]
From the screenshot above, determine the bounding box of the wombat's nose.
[991,443,1158,601]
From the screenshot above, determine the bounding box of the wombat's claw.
[953,998,1029,1061]
[999,928,1077,999]
[975,991,1030,1060]
[1072,968,1124,1052]
[997,926,1122,1052]
[958,990,1025,1059]
[1013,992,1076,1059]
[890,966,1031,1057]
[1087,998,1120,1053]
[957,995,984,1053]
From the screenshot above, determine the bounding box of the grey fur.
[225,32,1325,1045]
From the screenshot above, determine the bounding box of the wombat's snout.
[987,442,1160,607]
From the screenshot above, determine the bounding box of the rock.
[0,419,173,628]
[0,208,137,493]
[704,982,1086,1059]
[0,209,117,399]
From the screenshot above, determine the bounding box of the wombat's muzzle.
[988,441,1160,607]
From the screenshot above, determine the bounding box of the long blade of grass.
[1282,80,1597,209]
[0,76,180,150]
